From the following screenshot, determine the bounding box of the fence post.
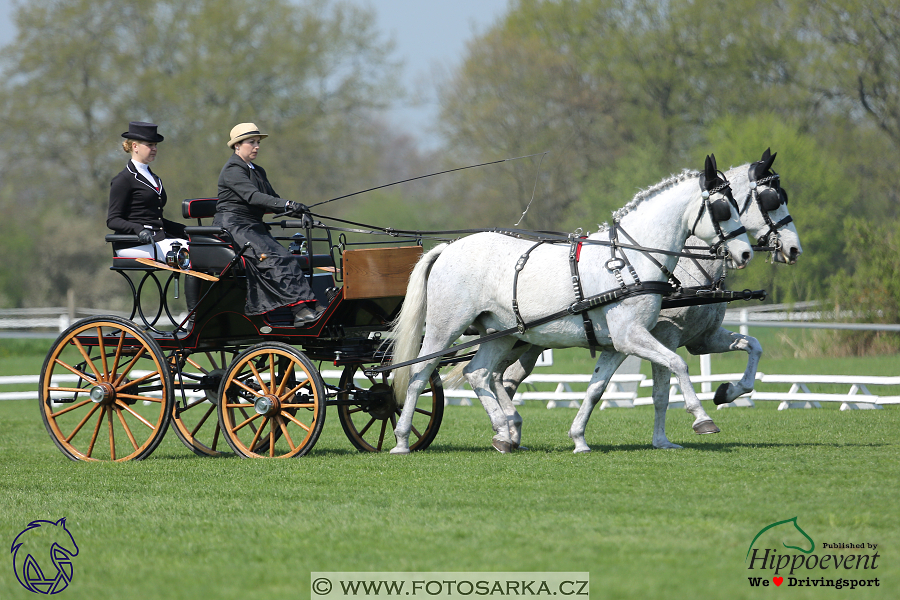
[67,289,76,324]
[700,354,711,393]
[740,308,749,336]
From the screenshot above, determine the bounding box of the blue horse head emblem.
[11,518,79,594]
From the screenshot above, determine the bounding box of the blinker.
[758,187,787,212]
[710,198,733,222]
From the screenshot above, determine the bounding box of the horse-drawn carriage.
[38,150,800,460]
[38,198,444,461]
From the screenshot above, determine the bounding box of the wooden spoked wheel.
[169,350,238,457]
[337,364,444,452]
[39,316,173,461]
[217,343,325,458]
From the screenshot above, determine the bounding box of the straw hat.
[227,123,268,148]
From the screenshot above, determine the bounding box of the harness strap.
[512,241,545,333]
[371,281,676,374]
[569,236,600,356]
[615,225,679,288]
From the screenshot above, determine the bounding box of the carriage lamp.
[166,241,190,270]
[289,232,307,255]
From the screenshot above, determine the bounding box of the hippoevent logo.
[10,518,79,594]
[745,517,880,590]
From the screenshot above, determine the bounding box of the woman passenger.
[107,121,188,261]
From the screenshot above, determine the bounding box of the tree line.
[0,0,897,350]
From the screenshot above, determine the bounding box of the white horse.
[456,149,802,452]
[388,155,754,454]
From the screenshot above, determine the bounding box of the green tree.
[0,0,401,308]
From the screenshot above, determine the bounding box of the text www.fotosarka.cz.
[311,572,590,599]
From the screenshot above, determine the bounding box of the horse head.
[740,148,803,264]
[693,154,753,269]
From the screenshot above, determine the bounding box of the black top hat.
[121,121,164,143]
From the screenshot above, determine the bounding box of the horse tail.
[442,360,470,390]
[389,243,448,402]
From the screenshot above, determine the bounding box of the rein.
[275,214,729,262]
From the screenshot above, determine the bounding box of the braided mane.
[590,169,700,234]
[612,169,700,221]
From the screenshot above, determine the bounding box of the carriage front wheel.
[39,316,173,461]
[337,364,443,452]
[217,343,325,458]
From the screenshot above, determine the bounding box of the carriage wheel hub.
[366,383,397,420]
[89,383,116,405]
[254,395,281,416]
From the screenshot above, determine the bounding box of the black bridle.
[740,168,793,254]
[691,179,747,258]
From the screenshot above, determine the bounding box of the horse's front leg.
[569,351,626,453]
[649,362,682,449]
[646,321,684,448]
[612,325,719,435]
[686,327,762,405]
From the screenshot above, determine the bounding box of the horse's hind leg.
[568,351,626,453]
[686,327,762,405]
[463,338,519,453]
[392,356,443,454]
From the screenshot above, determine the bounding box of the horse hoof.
[693,420,720,435]
[713,382,731,405]
[389,447,410,455]
[653,441,683,450]
[492,438,513,454]
[573,447,591,454]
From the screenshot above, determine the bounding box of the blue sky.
[0,0,512,148]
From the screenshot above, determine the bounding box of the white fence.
[7,370,898,410]
[3,303,897,409]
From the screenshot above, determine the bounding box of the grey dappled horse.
[389,156,754,453]
[463,150,802,452]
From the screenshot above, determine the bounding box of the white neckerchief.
[131,158,159,190]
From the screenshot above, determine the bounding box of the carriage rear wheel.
[169,350,239,457]
[217,343,325,458]
[337,364,443,452]
[39,316,173,461]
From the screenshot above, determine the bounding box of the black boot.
[185,276,201,329]
[292,302,326,327]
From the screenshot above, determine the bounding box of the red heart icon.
[773,577,783,586]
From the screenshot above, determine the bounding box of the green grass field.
[1,336,898,599]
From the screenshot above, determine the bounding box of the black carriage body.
[104,198,409,357]
[38,198,442,461]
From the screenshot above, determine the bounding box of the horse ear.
[703,154,717,186]
[759,149,776,174]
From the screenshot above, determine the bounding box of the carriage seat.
[105,235,164,271]
[181,198,334,272]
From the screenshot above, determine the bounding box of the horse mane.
[608,169,700,223]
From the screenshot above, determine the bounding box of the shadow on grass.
[585,440,889,453]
